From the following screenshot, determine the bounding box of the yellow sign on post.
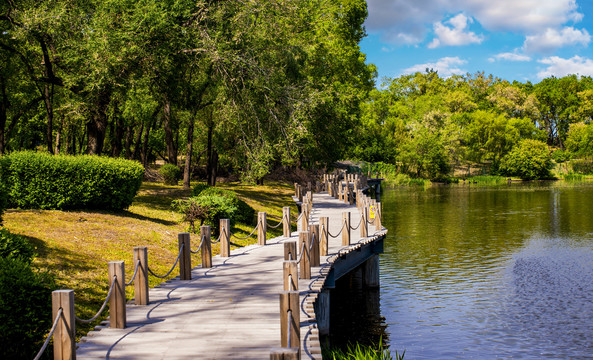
[369,205,376,220]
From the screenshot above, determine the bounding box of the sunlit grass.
[323,341,403,360]
[2,180,297,339]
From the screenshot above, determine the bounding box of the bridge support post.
[316,289,330,336]
[375,202,382,231]
[283,261,298,291]
[320,217,329,256]
[284,240,297,261]
[309,224,320,267]
[342,212,351,246]
[201,226,212,268]
[179,233,191,280]
[220,219,231,257]
[52,290,76,360]
[258,212,267,245]
[363,254,380,288]
[300,204,309,232]
[133,247,149,305]
[361,207,368,238]
[108,261,126,328]
[282,207,291,238]
[299,231,311,279]
[279,291,300,351]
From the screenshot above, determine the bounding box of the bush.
[192,183,210,196]
[0,257,55,360]
[552,149,571,163]
[0,229,35,264]
[159,163,181,185]
[571,159,593,174]
[0,151,144,210]
[499,139,552,180]
[0,180,6,225]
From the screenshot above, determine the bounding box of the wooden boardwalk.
[76,193,385,359]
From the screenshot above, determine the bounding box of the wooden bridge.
[44,176,386,360]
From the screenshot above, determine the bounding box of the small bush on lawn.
[0,151,144,210]
[0,256,55,360]
[159,163,181,185]
[0,228,35,263]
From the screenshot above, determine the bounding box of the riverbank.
[2,181,297,339]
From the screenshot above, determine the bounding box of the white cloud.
[537,56,593,78]
[428,13,484,48]
[488,52,532,62]
[365,0,584,45]
[523,27,591,53]
[402,57,468,77]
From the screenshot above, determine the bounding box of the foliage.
[563,172,585,181]
[172,187,255,233]
[565,122,593,157]
[463,175,508,185]
[192,183,210,197]
[159,164,181,185]
[323,341,402,360]
[552,149,572,163]
[0,151,144,210]
[499,139,552,180]
[0,256,55,360]
[571,159,593,174]
[0,229,35,264]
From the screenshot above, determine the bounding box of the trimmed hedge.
[0,151,144,210]
[0,228,35,263]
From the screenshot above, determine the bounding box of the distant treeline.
[351,71,593,179]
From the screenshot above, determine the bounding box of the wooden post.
[294,182,298,197]
[361,206,368,238]
[308,191,313,203]
[375,202,382,231]
[328,180,333,197]
[52,290,76,360]
[363,254,380,288]
[179,233,191,280]
[319,217,329,256]
[342,212,351,246]
[270,348,299,360]
[258,212,267,245]
[279,291,300,350]
[348,186,354,205]
[108,261,126,328]
[133,247,149,305]
[283,207,291,238]
[283,261,298,291]
[220,219,231,257]
[201,225,212,268]
[284,240,297,261]
[300,203,309,232]
[309,224,320,267]
[343,182,350,203]
[299,231,311,279]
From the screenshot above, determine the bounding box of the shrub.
[0,257,55,360]
[571,159,593,174]
[0,180,6,225]
[499,139,552,180]
[159,163,181,185]
[0,151,144,210]
[192,183,210,196]
[0,229,35,264]
[552,149,571,163]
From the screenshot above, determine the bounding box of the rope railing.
[310,232,316,251]
[75,276,116,324]
[288,274,295,291]
[33,308,63,360]
[287,309,293,348]
[148,243,184,279]
[296,241,306,264]
[327,220,347,238]
[230,220,261,240]
[125,260,141,286]
[267,214,285,229]
[349,216,363,231]
[211,229,224,244]
[190,234,206,254]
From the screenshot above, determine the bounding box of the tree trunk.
[111,109,124,157]
[54,116,63,154]
[0,74,7,154]
[206,122,213,186]
[132,123,144,160]
[183,118,195,189]
[43,83,54,153]
[86,90,111,155]
[210,150,218,186]
[124,125,133,159]
[163,96,177,165]
[141,117,154,168]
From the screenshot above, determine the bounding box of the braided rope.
[211,230,224,244]
[349,216,363,231]
[267,214,285,229]
[33,308,63,360]
[310,232,316,251]
[190,234,206,254]
[148,244,184,279]
[296,241,306,264]
[230,220,260,240]
[76,277,116,323]
[125,260,141,286]
[327,220,347,238]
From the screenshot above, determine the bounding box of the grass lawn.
[3,180,297,338]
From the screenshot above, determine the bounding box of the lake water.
[377,183,593,359]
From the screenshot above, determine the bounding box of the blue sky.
[361,0,593,84]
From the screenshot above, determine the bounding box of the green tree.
[500,139,552,180]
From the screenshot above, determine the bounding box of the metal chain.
[33,308,63,360]
[230,220,260,240]
[76,276,116,324]
[126,260,141,286]
[190,234,206,254]
[148,244,184,279]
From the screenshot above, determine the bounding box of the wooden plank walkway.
[76,193,384,359]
